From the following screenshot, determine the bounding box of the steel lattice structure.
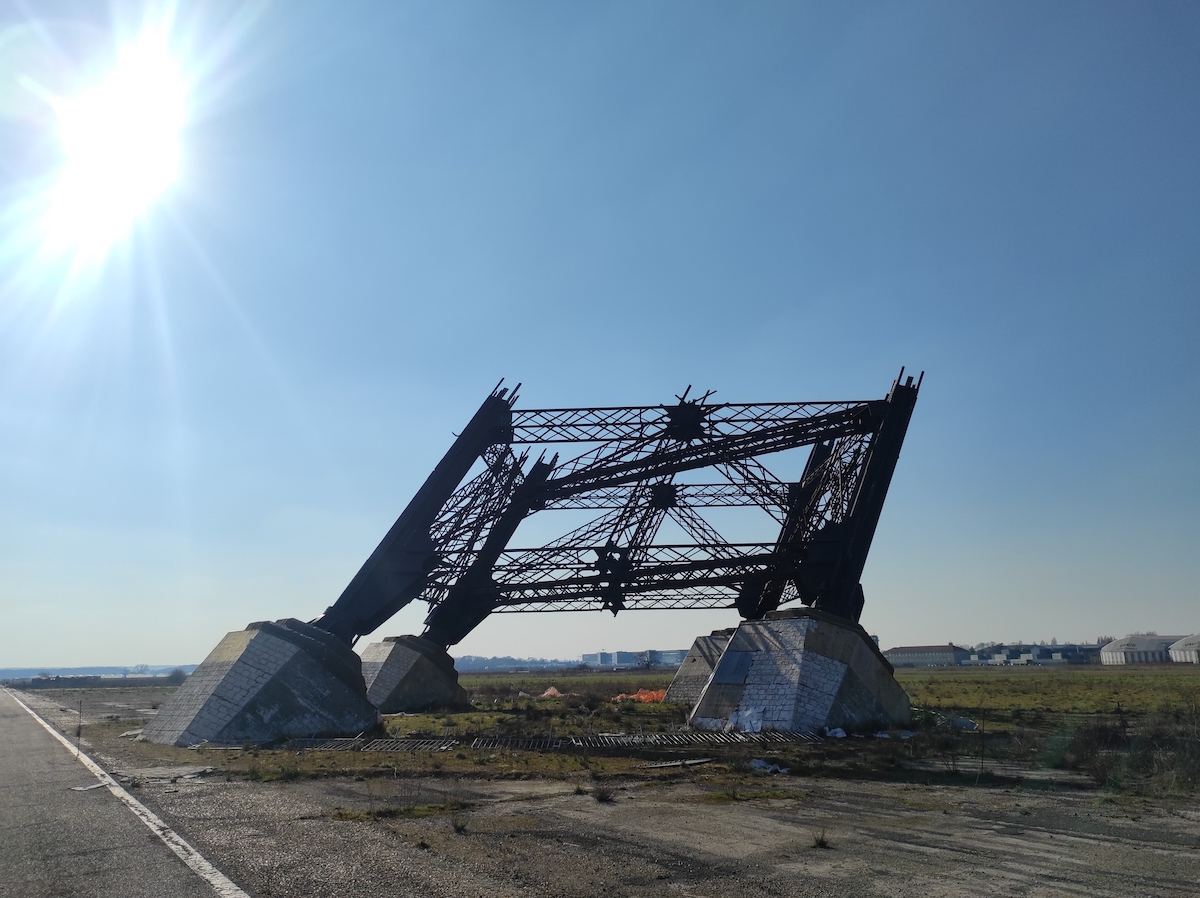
[311,372,921,648]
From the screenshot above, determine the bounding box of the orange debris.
[611,688,666,703]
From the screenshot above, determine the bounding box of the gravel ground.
[14,688,1200,898]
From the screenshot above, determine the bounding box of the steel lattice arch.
[311,371,921,648]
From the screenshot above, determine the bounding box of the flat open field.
[8,665,1200,896]
[896,664,1200,720]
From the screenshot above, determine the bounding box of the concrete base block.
[141,619,379,747]
[361,635,470,713]
[689,609,910,734]
[664,628,735,706]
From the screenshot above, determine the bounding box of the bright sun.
[46,40,185,254]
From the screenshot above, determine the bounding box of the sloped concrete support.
[361,635,470,713]
[689,609,910,734]
[664,628,735,706]
[141,619,379,747]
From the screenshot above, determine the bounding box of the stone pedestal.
[664,628,735,706]
[360,635,470,713]
[688,608,910,734]
[141,619,379,747]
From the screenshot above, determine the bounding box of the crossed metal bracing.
[423,443,530,604]
[312,373,920,648]
[540,482,789,513]
[415,378,917,645]
[531,402,880,493]
[508,401,871,444]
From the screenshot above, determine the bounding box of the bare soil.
[16,688,1200,897]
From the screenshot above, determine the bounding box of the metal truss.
[509,401,872,444]
[542,482,790,511]
[422,444,528,606]
[313,373,921,648]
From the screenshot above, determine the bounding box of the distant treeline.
[8,674,189,689]
[0,665,197,682]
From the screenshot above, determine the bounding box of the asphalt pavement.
[0,689,232,898]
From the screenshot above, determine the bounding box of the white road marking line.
[4,688,251,898]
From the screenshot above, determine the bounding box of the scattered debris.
[725,707,763,733]
[118,728,143,738]
[750,758,789,774]
[611,688,667,702]
[823,727,847,738]
[113,765,213,781]
[540,686,566,698]
[639,758,714,770]
[69,783,105,792]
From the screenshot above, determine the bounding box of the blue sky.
[1,1,1197,666]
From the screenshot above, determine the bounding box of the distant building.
[581,649,689,668]
[1012,645,1084,665]
[1168,634,1200,664]
[1100,635,1185,665]
[646,649,689,666]
[1056,644,1102,664]
[964,643,1100,666]
[883,644,970,667]
[964,646,1014,665]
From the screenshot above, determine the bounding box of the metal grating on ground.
[573,731,821,748]
[284,738,364,751]
[471,737,564,751]
[360,738,459,752]
[280,731,821,754]
[470,731,821,752]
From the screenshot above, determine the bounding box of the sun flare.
[46,40,185,254]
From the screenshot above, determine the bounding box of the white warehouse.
[1100,635,1186,665]
[1168,634,1200,664]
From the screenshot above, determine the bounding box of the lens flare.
[45,40,185,255]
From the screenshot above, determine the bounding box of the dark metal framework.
[312,372,920,648]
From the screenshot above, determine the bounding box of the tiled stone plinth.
[361,635,470,713]
[664,628,735,706]
[689,609,910,733]
[141,619,378,747]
